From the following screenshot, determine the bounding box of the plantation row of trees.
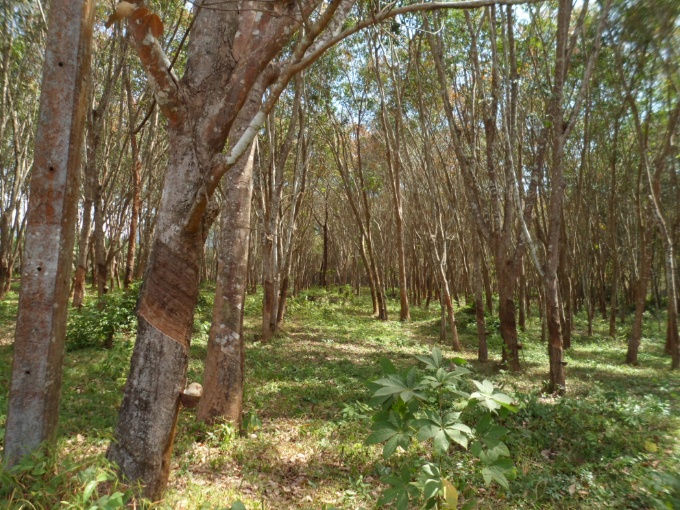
[1,0,678,500]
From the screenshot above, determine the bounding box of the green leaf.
[415,422,439,442]
[421,462,440,477]
[472,379,495,396]
[415,347,444,370]
[488,441,510,459]
[378,487,402,506]
[447,430,468,449]
[379,357,399,374]
[396,488,409,510]
[423,479,441,500]
[451,423,472,435]
[383,434,402,458]
[433,430,450,454]
[82,480,98,502]
[229,502,247,510]
[482,466,510,489]
[470,441,483,458]
[365,427,397,445]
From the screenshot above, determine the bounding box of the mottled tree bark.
[198,116,257,424]
[107,0,329,496]
[4,0,94,465]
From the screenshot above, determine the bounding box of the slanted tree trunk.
[107,1,324,496]
[4,0,94,466]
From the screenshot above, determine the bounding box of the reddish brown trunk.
[107,139,206,498]
[4,0,94,465]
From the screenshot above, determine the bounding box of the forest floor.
[1,284,679,509]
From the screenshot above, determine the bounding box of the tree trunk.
[497,260,520,371]
[198,126,256,424]
[473,235,487,362]
[0,210,13,300]
[627,227,652,365]
[71,197,92,308]
[124,70,142,289]
[107,132,205,499]
[4,0,94,466]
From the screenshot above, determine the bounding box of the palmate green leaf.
[378,486,404,507]
[415,346,444,370]
[421,462,441,478]
[379,357,398,374]
[488,441,510,459]
[448,430,468,449]
[415,410,470,453]
[422,366,471,392]
[491,392,518,412]
[379,465,419,509]
[482,466,510,489]
[372,368,425,403]
[373,375,410,397]
[472,379,495,396]
[415,421,439,442]
[470,440,483,458]
[395,489,409,510]
[366,411,414,458]
[433,430,452,454]
[365,426,398,445]
[423,478,441,501]
[383,434,405,458]
[482,424,509,442]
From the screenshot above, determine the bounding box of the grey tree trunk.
[197,85,260,424]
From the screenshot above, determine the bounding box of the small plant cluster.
[365,347,517,509]
[0,448,141,509]
[66,284,140,351]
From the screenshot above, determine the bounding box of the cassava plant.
[365,347,518,509]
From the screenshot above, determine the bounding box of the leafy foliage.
[365,347,518,509]
[0,448,145,509]
[66,284,140,351]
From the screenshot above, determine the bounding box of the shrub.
[66,284,140,351]
[365,347,518,509]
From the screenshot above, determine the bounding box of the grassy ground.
[0,284,679,509]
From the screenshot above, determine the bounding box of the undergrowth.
[0,284,678,509]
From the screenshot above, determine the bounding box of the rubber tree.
[3,0,94,465]
[104,0,545,498]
